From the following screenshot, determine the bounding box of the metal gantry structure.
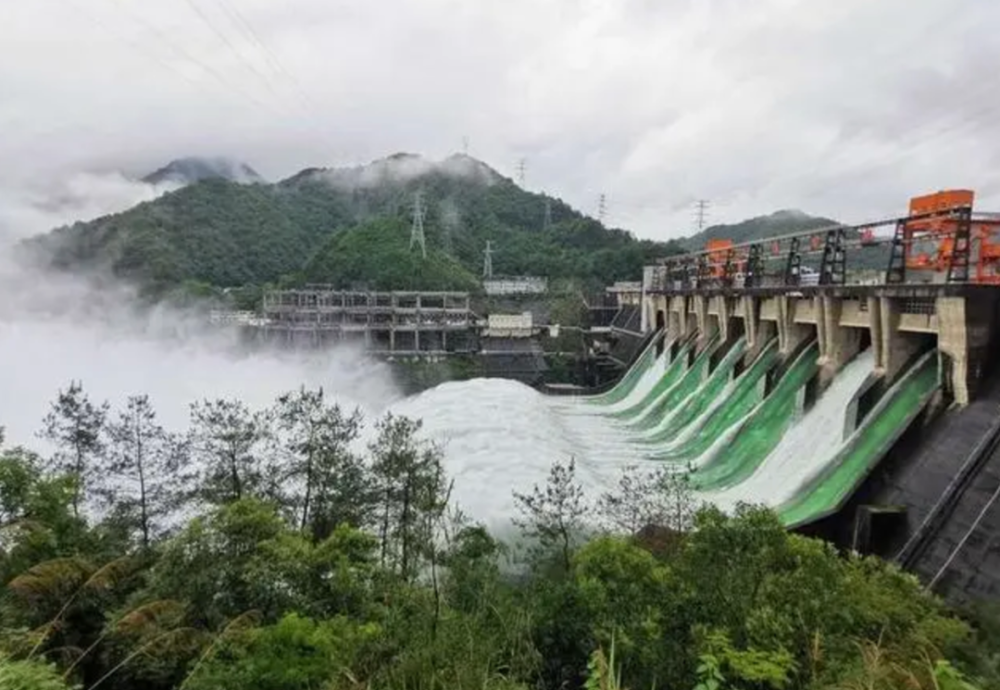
[648,190,1000,293]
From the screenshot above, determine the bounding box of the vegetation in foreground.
[1,381,998,690]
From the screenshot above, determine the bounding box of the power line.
[209,0,336,131]
[49,0,242,103]
[105,0,278,114]
[177,0,283,99]
[410,191,427,259]
[173,0,341,154]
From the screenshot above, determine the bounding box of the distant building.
[484,311,534,338]
[606,281,643,306]
[209,310,271,327]
[483,276,548,296]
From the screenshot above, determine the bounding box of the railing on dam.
[644,205,1000,294]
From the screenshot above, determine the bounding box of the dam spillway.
[388,279,1000,609]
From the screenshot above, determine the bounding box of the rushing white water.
[388,377,643,533]
[389,346,880,533]
[704,350,875,511]
[552,346,667,418]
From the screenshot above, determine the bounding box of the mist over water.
[0,175,401,452]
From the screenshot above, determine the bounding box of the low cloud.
[0,176,401,451]
[318,153,501,191]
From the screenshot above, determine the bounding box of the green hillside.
[679,209,838,251]
[677,209,889,274]
[23,153,683,297]
[302,217,480,291]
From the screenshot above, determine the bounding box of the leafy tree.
[573,536,676,686]
[0,445,86,585]
[102,395,189,548]
[188,399,271,506]
[3,382,999,690]
[597,464,696,535]
[368,413,448,581]
[183,612,377,690]
[37,381,109,518]
[271,387,368,539]
[513,458,588,571]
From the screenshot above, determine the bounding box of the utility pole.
[410,191,427,259]
[695,199,710,232]
[543,198,553,232]
[598,193,607,224]
[483,240,495,278]
[517,158,526,187]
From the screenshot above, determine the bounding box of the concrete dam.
[393,191,1000,605]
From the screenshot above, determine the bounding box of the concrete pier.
[643,283,1000,406]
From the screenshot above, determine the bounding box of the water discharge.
[390,337,939,533]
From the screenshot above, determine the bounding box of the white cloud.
[3,0,1000,242]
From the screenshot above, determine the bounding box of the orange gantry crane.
[894,189,1000,284]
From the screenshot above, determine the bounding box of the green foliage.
[303,216,480,291]
[2,387,999,690]
[38,381,109,519]
[272,387,367,538]
[573,537,673,678]
[0,654,75,690]
[183,613,375,690]
[513,457,589,571]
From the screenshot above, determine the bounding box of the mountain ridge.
[23,153,683,299]
[142,156,265,186]
[678,208,840,251]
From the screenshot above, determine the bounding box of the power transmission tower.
[543,198,553,232]
[598,194,607,224]
[517,158,526,187]
[410,191,427,259]
[695,199,710,232]
[483,240,495,278]
[462,136,469,155]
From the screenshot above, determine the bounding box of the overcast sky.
[3,0,1000,240]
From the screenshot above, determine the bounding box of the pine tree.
[102,395,190,548]
[189,399,271,506]
[37,381,109,518]
[597,464,696,534]
[512,457,588,571]
[369,413,448,581]
[272,387,369,540]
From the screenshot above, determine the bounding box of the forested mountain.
[142,156,265,186]
[23,153,682,296]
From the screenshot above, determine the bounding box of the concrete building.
[483,276,548,296]
[255,287,475,354]
[484,312,534,338]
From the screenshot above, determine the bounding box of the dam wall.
[642,284,1000,407]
